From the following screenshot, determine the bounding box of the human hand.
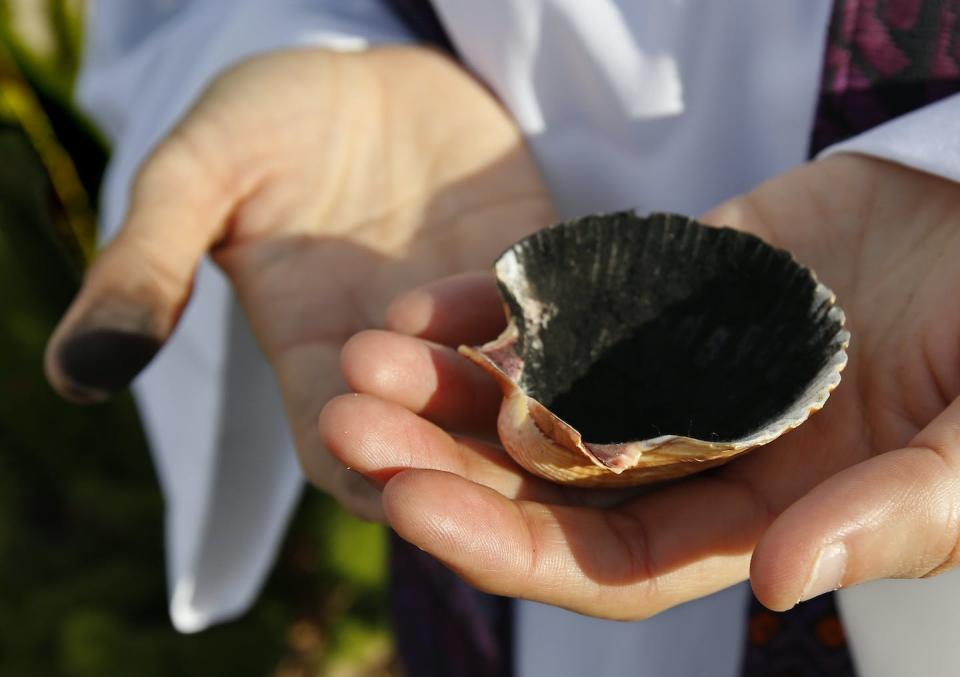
[44,47,554,520]
[322,153,960,614]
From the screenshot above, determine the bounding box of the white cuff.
[818,93,960,183]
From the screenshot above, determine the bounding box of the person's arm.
[325,117,960,622]
[55,0,554,632]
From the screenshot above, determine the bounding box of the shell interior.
[490,211,848,452]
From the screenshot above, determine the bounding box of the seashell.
[460,212,849,487]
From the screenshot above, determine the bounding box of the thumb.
[751,398,960,611]
[45,131,235,402]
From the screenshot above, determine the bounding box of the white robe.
[77,1,960,675]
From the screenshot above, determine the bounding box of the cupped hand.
[322,153,960,615]
[44,46,555,519]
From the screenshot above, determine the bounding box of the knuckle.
[135,133,206,198]
[106,233,193,305]
[134,115,233,210]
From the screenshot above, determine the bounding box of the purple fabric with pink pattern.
[389,532,512,677]
[811,0,960,154]
[741,592,856,676]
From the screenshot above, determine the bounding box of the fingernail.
[57,328,161,398]
[800,542,847,603]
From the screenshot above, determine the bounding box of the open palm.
[46,46,554,518]
[323,154,960,614]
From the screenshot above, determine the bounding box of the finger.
[383,468,773,620]
[320,393,565,503]
[272,340,387,522]
[340,329,500,434]
[45,130,236,402]
[299,420,387,522]
[385,271,505,346]
[751,397,960,611]
[326,464,386,522]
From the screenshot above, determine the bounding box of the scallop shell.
[460,212,850,487]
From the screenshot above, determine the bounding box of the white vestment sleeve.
[821,93,960,183]
[820,93,960,677]
[76,0,414,633]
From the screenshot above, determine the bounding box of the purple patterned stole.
[811,0,960,154]
[384,2,960,677]
[389,532,513,677]
[742,592,855,676]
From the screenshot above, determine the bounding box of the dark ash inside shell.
[464,211,850,486]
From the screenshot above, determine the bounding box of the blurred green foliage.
[0,0,105,206]
[0,2,394,675]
